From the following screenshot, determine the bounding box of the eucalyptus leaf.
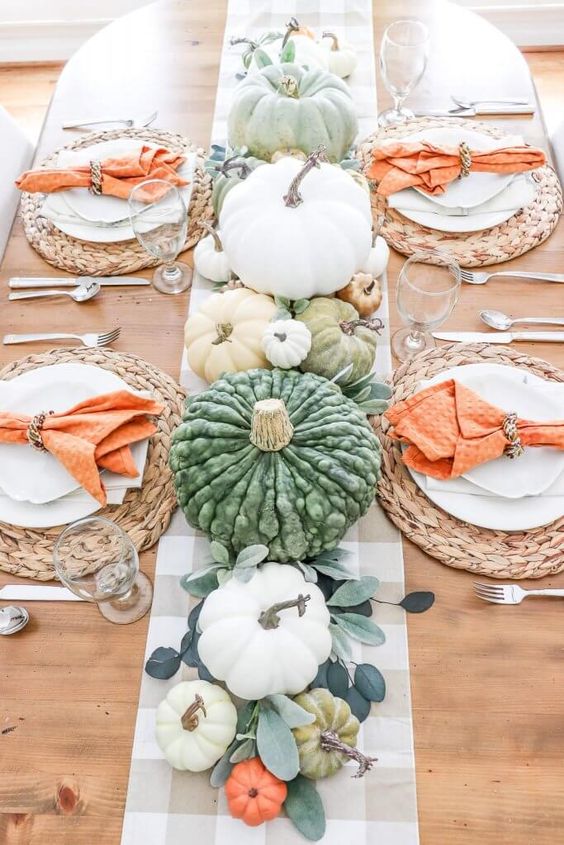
[280,39,296,63]
[216,568,232,586]
[237,700,258,733]
[181,640,200,668]
[210,540,231,566]
[145,646,181,680]
[230,738,256,763]
[180,565,220,598]
[296,561,318,583]
[354,663,386,702]
[253,47,273,68]
[210,744,236,787]
[293,298,310,315]
[329,623,352,661]
[274,296,291,309]
[188,600,203,631]
[198,663,215,682]
[284,775,326,841]
[256,706,299,780]
[179,629,193,654]
[334,599,373,618]
[400,591,435,613]
[310,659,330,689]
[327,576,379,608]
[326,660,349,698]
[235,544,269,568]
[345,686,371,722]
[333,613,386,646]
[266,694,316,728]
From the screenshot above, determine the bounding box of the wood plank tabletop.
[0,2,563,843]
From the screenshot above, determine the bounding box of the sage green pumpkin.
[292,688,361,779]
[297,297,378,385]
[210,155,265,217]
[227,63,358,163]
[169,368,381,562]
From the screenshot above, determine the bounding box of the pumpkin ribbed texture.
[169,368,381,562]
[225,758,287,826]
[292,688,360,779]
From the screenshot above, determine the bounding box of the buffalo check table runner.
[121,1,418,843]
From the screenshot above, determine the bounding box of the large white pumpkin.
[219,154,372,300]
[155,680,237,771]
[198,563,332,701]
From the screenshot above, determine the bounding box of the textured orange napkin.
[15,146,188,201]
[0,390,163,505]
[385,379,564,479]
[366,141,546,196]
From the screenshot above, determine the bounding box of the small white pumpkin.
[155,679,237,771]
[360,236,390,278]
[198,563,332,701]
[262,319,312,368]
[193,223,232,283]
[321,32,358,79]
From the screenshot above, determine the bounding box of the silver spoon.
[480,309,564,330]
[8,280,101,303]
[0,605,29,635]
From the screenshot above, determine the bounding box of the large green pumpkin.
[227,63,358,163]
[297,297,379,385]
[169,368,381,562]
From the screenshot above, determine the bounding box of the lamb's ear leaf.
[253,47,273,68]
[256,706,300,781]
[265,694,316,728]
[280,39,296,63]
[284,775,326,841]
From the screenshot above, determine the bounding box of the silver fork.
[474,582,564,605]
[3,328,121,348]
[461,269,564,285]
[62,111,158,130]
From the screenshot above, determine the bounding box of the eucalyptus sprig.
[180,541,270,597]
[273,295,311,321]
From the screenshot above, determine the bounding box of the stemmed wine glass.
[378,19,429,127]
[129,179,192,295]
[53,516,153,624]
[392,251,461,362]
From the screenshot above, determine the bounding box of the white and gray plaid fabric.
[121,2,418,842]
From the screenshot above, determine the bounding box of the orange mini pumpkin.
[225,757,287,826]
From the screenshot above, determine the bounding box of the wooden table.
[1,3,563,843]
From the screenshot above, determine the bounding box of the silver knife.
[9,276,150,289]
[0,584,83,601]
[414,105,534,117]
[433,331,564,344]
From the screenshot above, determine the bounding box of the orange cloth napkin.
[366,141,546,196]
[0,390,163,505]
[385,379,564,479]
[15,146,188,201]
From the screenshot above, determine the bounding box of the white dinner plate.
[0,363,148,504]
[401,206,518,233]
[400,127,523,209]
[0,486,127,530]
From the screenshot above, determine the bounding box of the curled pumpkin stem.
[181,694,207,731]
[320,729,377,778]
[215,155,252,180]
[282,16,300,47]
[278,75,300,99]
[283,147,328,208]
[212,322,233,344]
[230,36,259,49]
[339,317,384,336]
[322,31,340,51]
[259,594,311,629]
[200,221,223,252]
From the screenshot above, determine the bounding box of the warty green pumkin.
[169,368,382,562]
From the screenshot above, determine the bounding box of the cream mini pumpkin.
[184,287,276,383]
[193,223,232,282]
[321,32,358,78]
[219,151,372,300]
[197,563,332,700]
[262,319,312,368]
[360,236,390,278]
[155,680,237,772]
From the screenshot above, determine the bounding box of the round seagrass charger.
[0,348,186,580]
[373,344,564,580]
[20,127,214,276]
[357,117,563,267]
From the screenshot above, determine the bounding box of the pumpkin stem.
[278,75,300,99]
[201,221,223,252]
[229,36,259,50]
[181,694,207,731]
[211,322,233,345]
[339,317,384,336]
[283,148,328,208]
[259,593,311,629]
[250,398,294,451]
[273,332,287,342]
[216,155,252,180]
[248,787,259,798]
[363,280,376,295]
[319,730,377,778]
[282,16,300,47]
[322,31,340,51]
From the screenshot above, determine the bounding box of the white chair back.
[0,106,34,264]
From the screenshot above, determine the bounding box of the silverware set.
[416,95,534,118]
[62,110,158,131]
[3,328,121,348]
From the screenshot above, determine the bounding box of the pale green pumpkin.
[227,63,358,163]
[297,297,379,385]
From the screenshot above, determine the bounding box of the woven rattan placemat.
[373,343,564,580]
[0,347,185,580]
[357,117,563,268]
[20,127,214,276]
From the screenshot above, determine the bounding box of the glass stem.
[162,261,181,281]
[109,580,139,610]
[393,94,404,114]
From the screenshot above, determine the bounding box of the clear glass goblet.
[392,251,461,362]
[128,179,192,295]
[378,19,429,127]
[53,516,153,624]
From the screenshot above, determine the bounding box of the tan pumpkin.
[184,288,276,383]
[336,272,382,318]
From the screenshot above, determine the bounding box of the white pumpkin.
[284,33,329,70]
[198,563,332,700]
[262,319,312,368]
[321,32,358,79]
[184,287,277,383]
[155,680,237,771]
[193,223,232,282]
[219,152,372,300]
[360,236,390,278]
